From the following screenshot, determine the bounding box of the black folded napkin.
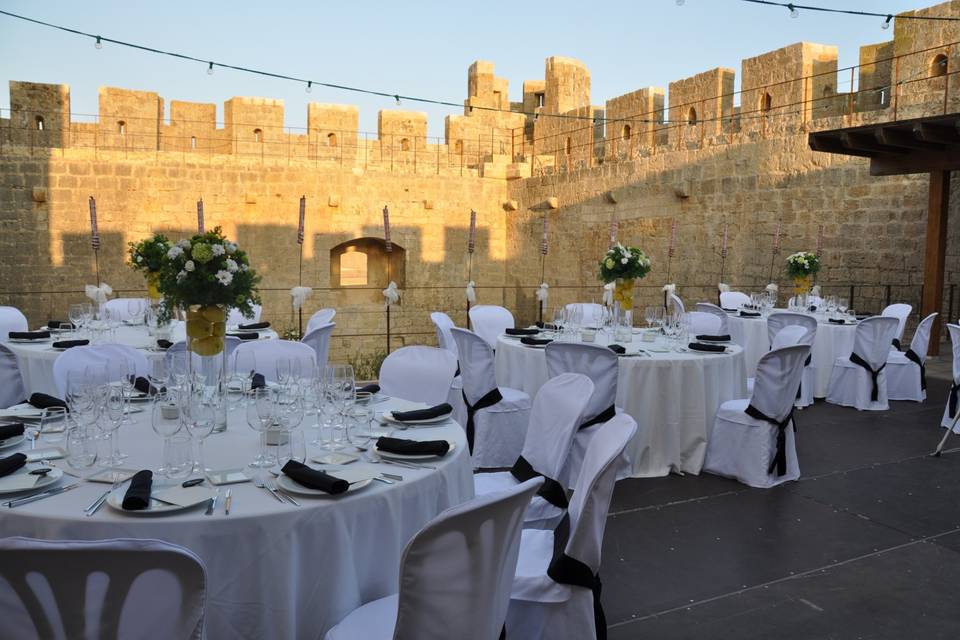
[122,470,153,510]
[47,320,67,329]
[739,311,761,318]
[356,383,380,395]
[505,328,539,336]
[828,318,847,325]
[392,403,453,422]
[281,460,348,494]
[29,393,68,411]
[688,342,726,352]
[156,339,173,350]
[697,334,732,342]
[535,321,559,330]
[808,305,818,312]
[228,332,259,340]
[239,321,270,330]
[0,423,25,441]
[520,337,553,347]
[131,376,163,396]
[608,344,626,354]
[52,339,89,349]
[9,331,50,340]
[251,373,266,390]
[376,436,450,457]
[721,308,738,313]
[0,453,27,478]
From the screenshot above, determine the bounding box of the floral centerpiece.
[785,251,821,295]
[157,227,260,357]
[598,243,652,309]
[128,234,171,300]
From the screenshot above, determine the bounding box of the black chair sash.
[744,404,796,477]
[892,338,901,351]
[903,349,926,392]
[547,514,606,640]
[948,382,960,419]
[510,456,569,509]
[462,388,503,454]
[795,353,812,400]
[578,404,616,431]
[849,353,886,402]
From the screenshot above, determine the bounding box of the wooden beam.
[876,127,945,151]
[841,132,909,156]
[922,170,951,356]
[809,133,873,158]
[913,122,960,145]
[871,149,960,176]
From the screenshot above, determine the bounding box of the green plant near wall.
[349,350,388,382]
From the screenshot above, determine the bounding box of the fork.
[85,479,120,516]
[253,475,285,503]
[268,479,300,507]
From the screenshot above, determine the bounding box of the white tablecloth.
[5,324,278,397]
[495,333,747,477]
[0,399,473,639]
[727,314,857,396]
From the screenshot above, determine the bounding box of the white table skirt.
[727,315,768,376]
[0,399,473,639]
[6,323,278,397]
[495,334,748,477]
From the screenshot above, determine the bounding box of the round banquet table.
[727,313,857,396]
[5,323,279,397]
[0,398,473,639]
[494,332,748,477]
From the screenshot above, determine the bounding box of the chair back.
[750,345,810,423]
[0,306,28,341]
[450,328,498,404]
[565,303,605,326]
[881,303,912,341]
[379,346,458,406]
[668,293,685,314]
[102,298,148,322]
[907,313,937,362]
[565,414,637,573]
[226,304,262,327]
[766,312,817,349]
[521,373,594,480]
[231,340,316,382]
[468,305,514,349]
[430,312,458,357]
[306,308,336,334]
[948,324,960,384]
[695,303,729,333]
[0,537,206,640]
[771,325,808,350]
[0,344,26,408]
[393,478,543,640]
[301,322,335,370]
[852,316,899,370]
[719,291,750,309]
[686,311,721,336]
[53,345,149,396]
[545,342,618,422]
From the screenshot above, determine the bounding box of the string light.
[676,0,685,5]
[788,3,799,19]
[394,95,401,106]
[306,80,312,93]
[738,1,959,23]
[94,35,102,49]
[882,14,893,30]
[207,61,214,75]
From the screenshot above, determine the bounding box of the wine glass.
[149,357,169,391]
[151,390,183,477]
[245,388,274,468]
[183,389,217,473]
[170,351,189,389]
[118,357,137,426]
[127,299,144,325]
[100,385,127,466]
[68,304,84,338]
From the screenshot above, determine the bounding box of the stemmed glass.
[246,388,274,468]
[170,351,190,389]
[118,358,137,426]
[148,357,169,392]
[184,389,217,474]
[101,385,126,466]
[127,299,144,325]
[68,304,84,338]
[151,390,183,477]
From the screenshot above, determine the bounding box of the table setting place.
[500,322,735,357]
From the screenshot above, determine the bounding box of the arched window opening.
[118,121,126,135]
[687,107,698,125]
[622,124,632,141]
[760,93,772,114]
[400,138,410,152]
[191,136,197,149]
[327,132,338,147]
[454,140,463,154]
[34,116,44,131]
[330,238,406,290]
[339,250,368,287]
[931,53,949,78]
[253,128,263,142]
[536,93,545,108]
[565,137,572,155]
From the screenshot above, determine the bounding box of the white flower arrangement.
[598,243,652,283]
[785,251,821,278]
[766,283,779,294]
[718,283,730,293]
[662,283,676,294]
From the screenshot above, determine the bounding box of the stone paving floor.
[602,356,960,639]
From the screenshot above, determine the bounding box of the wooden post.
[923,170,951,355]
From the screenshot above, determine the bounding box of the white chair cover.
[474,373,594,530]
[565,303,604,325]
[102,298,148,322]
[686,311,722,336]
[704,344,810,488]
[301,322,335,370]
[52,344,149,396]
[468,305,515,349]
[231,340,317,382]
[0,306,28,341]
[325,478,543,640]
[763,312,817,408]
[505,414,637,640]
[429,312,467,427]
[0,537,206,640]
[226,304,262,327]
[0,344,26,408]
[766,312,817,349]
[941,324,960,431]
[888,312,936,402]
[694,303,729,333]
[451,327,531,469]
[826,316,899,411]
[668,293,685,314]
[719,291,751,309]
[881,303,912,347]
[306,308,336,334]
[379,346,458,406]
[772,325,808,350]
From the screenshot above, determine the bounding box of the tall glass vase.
[793,274,812,296]
[613,278,635,342]
[146,272,162,301]
[185,304,228,433]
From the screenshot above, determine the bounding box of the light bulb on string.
[394,95,401,106]
[207,62,214,75]
[788,4,799,18]
[95,36,102,50]
[882,15,892,30]
[306,81,312,94]
[675,0,685,5]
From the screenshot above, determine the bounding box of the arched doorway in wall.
[329,238,406,304]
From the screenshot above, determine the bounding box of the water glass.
[163,434,194,480]
[277,429,306,467]
[39,407,68,445]
[65,426,98,471]
[347,392,374,447]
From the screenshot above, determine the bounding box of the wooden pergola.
[809,113,959,355]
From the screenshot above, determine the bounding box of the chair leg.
[932,411,960,457]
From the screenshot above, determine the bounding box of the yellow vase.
[146,272,161,300]
[185,305,227,356]
[793,274,812,295]
[613,278,636,310]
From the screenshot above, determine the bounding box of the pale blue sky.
[0,0,931,137]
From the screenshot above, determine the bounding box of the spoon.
[29,468,53,476]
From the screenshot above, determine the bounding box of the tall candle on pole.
[767,221,781,283]
[609,211,618,247]
[539,213,549,323]
[814,224,823,283]
[718,222,729,304]
[297,195,306,337]
[665,218,677,310]
[88,196,101,286]
[467,209,476,327]
[383,205,393,354]
[197,198,205,234]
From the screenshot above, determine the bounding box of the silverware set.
[3,482,80,508]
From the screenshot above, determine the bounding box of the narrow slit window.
[118,121,126,135]
[400,138,410,151]
[254,128,263,142]
[687,107,698,125]
[35,116,44,131]
[191,136,197,149]
[327,132,338,147]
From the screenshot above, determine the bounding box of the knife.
[4,483,80,508]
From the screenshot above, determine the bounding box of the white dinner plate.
[8,337,52,343]
[697,337,732,344]
[377,441,455,461]
[106,488,212,516]
[0,434,27,450]
[276,473,373,497]
[0,466,63,495]
[502,332,541,340]
[382,411,453,426]
[522,343,551,349]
